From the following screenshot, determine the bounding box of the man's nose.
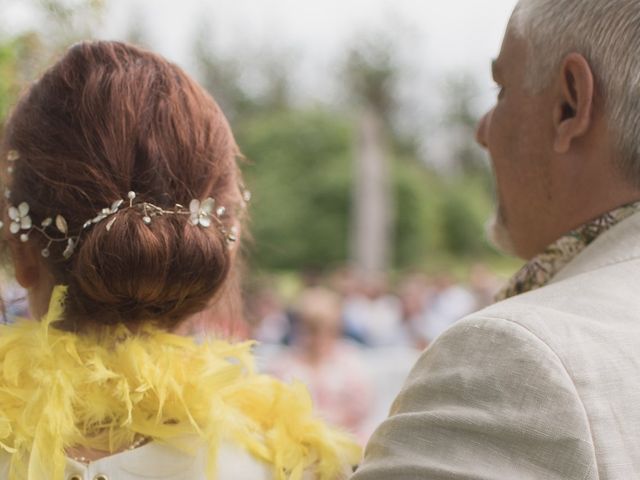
[475,110,492,149]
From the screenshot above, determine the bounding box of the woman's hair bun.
[3,41,245,330]
[65,208,231,327]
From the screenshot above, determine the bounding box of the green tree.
[342,35,400,273]
[0,0,104,127]
[343,38,397,120]
[238,109,353,271]
[439,177,494,257]
[193,22,254,122]
[193,18,295,123]
[440,74,493,188]
[392,159,442,268]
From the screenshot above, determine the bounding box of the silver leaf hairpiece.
[2,150,249,259]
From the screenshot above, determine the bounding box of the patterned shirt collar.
[495,202,640,301]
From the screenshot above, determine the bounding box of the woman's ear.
[10,240,56,319]
[10,240,41,289]
[553,53,595,154]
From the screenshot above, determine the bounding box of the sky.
[99,0,519,112]
[4,0,520,112]
[4,0,520,166]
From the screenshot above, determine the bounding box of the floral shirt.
[496,202,640,301]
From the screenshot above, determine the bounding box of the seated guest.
[269,287,374,443]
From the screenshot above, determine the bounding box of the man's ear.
[10,240,41,289]
[553,53,595,154]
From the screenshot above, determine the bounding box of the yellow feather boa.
[0,286,361,480]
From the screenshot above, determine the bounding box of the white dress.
[0,441,272,480]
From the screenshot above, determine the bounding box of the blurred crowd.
[1,264,502,444]
[247,264,503,443]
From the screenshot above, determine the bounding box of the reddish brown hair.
[1,41,245,330]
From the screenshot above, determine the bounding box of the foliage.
[394,163,496,267]
[237,106,497,272]
[238,109,353,271]
[193,20,295,124]
[0,41,19,124]
[0,1,104,128]
[342,36,398,119]
[439,177,494,257]
[392,158,441,267]
[440,73,492,178]
[0,31,47,128]
[0,4,504,274]
[193,26,255,123]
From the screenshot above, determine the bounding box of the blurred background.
[0,0,521,444]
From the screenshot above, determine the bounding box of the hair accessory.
[3,150,249,259]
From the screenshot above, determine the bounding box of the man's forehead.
[493,29,527,75]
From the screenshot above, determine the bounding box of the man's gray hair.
[512,0,640,182]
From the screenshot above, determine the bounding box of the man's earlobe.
[553,53,594,154]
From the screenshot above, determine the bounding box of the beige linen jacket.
[352,211,640,480]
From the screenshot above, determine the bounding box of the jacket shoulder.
[352,313,598,480]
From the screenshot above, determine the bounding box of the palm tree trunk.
[351,106,393,274]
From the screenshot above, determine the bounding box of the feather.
[0,289,360,480]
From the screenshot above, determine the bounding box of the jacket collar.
[551,210,640,284]
[496,202,640,300]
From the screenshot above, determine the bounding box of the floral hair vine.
[1,149,250,259]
